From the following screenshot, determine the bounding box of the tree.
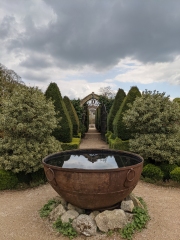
[45,83,72,143]
[113,86,141,140]
[0,63,24,102]
[107,88,126,132]
[123,90,180,164]
[0,85,61,173]
[63,96,79,136]
[99,86,115,99]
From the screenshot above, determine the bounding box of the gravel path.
[1,127,180,240]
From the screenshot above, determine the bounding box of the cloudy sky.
[1,0,180,99]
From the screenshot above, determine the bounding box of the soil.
[1,127,180,240]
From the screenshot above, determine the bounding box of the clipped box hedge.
[170,167,180,183]
[61,138,81,151]
[0,169,18,190]
[107,132,129,151]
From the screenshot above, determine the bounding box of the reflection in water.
[46,153,138,169]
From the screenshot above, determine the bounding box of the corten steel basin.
[42,149,143,210]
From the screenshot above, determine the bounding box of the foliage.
[123,90,180,164]
[53,218,77,239]
[95,106,101,131]
[170,167,180,183]
[173,97,180,105]
[99,86,115,99]
[0,63,24,102]
[113,86,141,140]
[105,131,112,143]
[120,198,150,240]
[0,85,61,173]
[142,164,164,181]
[61,138,81,151]
[160,163,178,180]
[39,199,57,218]
[84,103,89,132]
[98,95,114,113]
[107,88,126,132]
[0,169,18,190]
[45,82,72,143]
[109,137,129,151]
[71,98,84,122]
[63,96,79,136]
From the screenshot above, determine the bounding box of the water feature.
[42,149,143,210]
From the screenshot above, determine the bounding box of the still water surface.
[46,153,138,169]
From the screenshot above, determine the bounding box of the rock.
[49,204,66,222]
[53,196,67,208]
[95,209,127,232]
[67,203,85,214]
[89,211,100,220]
[61,210,79,223]
[125,212,134,222]
[121,200,134,212]
[129,193,144,209]
[72,214,97,236]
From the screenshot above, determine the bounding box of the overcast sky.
[1,0,180,99]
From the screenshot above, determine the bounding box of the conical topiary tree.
[107,88,126,132]
[45,82,72,143]
[113,86,141,140]
[63,96,79,136]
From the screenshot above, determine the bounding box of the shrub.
[0,85,61,173]
[61,138,81,151]
[142,164,164,181]
[0,169,18,190]
[123,90,180,164]
[170,167,180,183]
[113,86,141,140]
[45,82,72,143]
[107,88,126,132]
[105,131,112,143]
[63,96,79,136]
[160,163,178,180]
[112,137,129,151]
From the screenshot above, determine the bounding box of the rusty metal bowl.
[42,149,143,210]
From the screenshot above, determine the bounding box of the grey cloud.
[0,16,16,39]
[20,55,53,69]
[4,0,180,70]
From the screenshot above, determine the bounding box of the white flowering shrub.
[0,85,61,173]
[123,90,180,164]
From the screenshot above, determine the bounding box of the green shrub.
[113,86,141,140]
[107,88,126,132]
[63,96,79,136]
[170,167,180,182]
[0,169,18,190]
[0,85,61,173]
[61,138,81,151]
[113,137,129,151]
[160,163,178,180]
[45,82,72,143]
[123,90,180,164]
[142,164,164,181]
[105,131,112,143]
[84,104,89,132]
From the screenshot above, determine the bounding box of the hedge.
[63,96,79,136]
[45,83,72,143]
[61,138,81,151]
[107,88,126,132]
[0,169,18,190]
[142,164,164,181]
[170,167,180,183]
[113,86,141,140]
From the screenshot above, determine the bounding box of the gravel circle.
[1,128,180,239]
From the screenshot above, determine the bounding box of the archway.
[81,92,100,125]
